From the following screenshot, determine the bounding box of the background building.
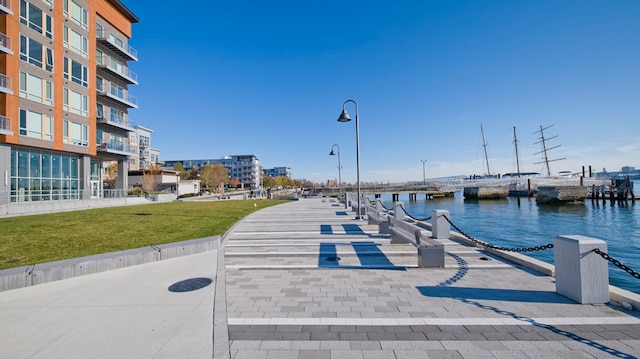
[164,155,263,189]
[0,0,139,205]
[264,166,291,178]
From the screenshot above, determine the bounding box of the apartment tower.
[0,0,138,205]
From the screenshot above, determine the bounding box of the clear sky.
[125,0,639,184]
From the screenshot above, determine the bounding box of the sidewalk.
[218,197,640,359]
[0,251,216,359]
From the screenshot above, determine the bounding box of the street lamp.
[337,99,362,220]
[175,172,180,200]
[421,160,427,185]
[329,144,342,195]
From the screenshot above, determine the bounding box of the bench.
[366,206,390,234]
[388,216,445,268]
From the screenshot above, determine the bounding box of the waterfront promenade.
[1,197,639,358]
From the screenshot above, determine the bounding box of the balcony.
[97,113,137,132]
[96,29,137,61]
[0,115,12,135]
[0,0,12,15]
[98,141,137,156]
[97,55,138,85]
[97,81,138,109]
[0,74,12,95]
[0,32,12,54]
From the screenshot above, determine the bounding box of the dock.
[1,197,639,359]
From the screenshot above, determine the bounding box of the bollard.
[344,192,350,209]
[431,210,450,239]
[394,202,405,220]
[554,235,609,304]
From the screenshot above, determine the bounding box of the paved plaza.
[0,197,639,359]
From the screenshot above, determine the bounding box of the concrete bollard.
[375,198,384,212]
[554,235,609,304]
[431,210,450,239]
[394,202,405,219]
[344,192,350,209]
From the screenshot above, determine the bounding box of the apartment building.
[130,124,160,171]
[0,0,138,205]
[263,166,291,178]
[164,155,263,189]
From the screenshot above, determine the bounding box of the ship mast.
[481,124,491,176]
[533,125,565,176]
[513,126,521,175]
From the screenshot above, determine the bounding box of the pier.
[1,197,638,358]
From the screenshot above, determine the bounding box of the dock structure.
[1,198,639,359]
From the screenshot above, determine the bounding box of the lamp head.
[337,109,352,122]
[329,149,336,156]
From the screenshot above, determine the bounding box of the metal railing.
[96,55,138,83]
[0,189,128,205]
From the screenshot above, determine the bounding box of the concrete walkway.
[0,251,217,359]
[218,197,640,359]
[1,197,639,359]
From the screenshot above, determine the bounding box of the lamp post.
[337,99,362,220]
[421,160,427,185]
[329,144,342,195]
[175,172,180,200]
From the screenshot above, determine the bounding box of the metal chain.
[443,215,554,253]
[398,204,432,222]
[592,248,640,280]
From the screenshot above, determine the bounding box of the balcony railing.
[0,32,12,54]
[98,141,137,155]
[96,28,137,61]
[0,0,12,15]
[0,73,12,94]
[0,115,12,135]
[97,81,138,108]
[97,113,137,132]
[97,55,138,84]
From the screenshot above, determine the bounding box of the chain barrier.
[398,204,432,222]
[592,248,640,280]
[442,214,554,253]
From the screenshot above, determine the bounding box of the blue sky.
[125,0,639,184]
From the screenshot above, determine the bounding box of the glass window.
[63,88,88,117]
[64,57,88,87]
[19,108,53,140]
[19,71,52,105]
[30,152,40,177]
[20,0,53,38]
[20,35,52,72]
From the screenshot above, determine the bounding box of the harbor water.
[377,180,640,295]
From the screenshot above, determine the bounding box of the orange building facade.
[0,0,138,205]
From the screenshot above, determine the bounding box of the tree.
[104,162,118,189]
[201,163,229,190]
[141,169,156,193]
[172,162,187,179]
[229,178,241,188]
[263,175,276,189]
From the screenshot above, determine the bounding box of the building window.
[63,57,88,87]
[63,0,87,30]
[20,35,53,72]
[63,120,88,146]
[10,148,80,202]
[19,108,53,140]
[63,88,88,117]
[63,26,88,58]
[20,0,53,39]
[19,71,53,105]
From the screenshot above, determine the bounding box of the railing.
[96,28,137,60]
[96,55,138,83]
[97,113,137,130]
[97,81,138,108]
[0,189,129,206]
[99,141,137,154]
[0,73,11,92]
[0,115,11,134]
[0,0,11,13]
[0,32,11,52]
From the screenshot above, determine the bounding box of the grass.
[0,199,289,270]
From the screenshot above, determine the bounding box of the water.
[377,180,640,295]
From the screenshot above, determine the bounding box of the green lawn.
[0,200,289,270]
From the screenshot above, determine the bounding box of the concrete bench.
[388,216,445,268]
[366,206,390,234]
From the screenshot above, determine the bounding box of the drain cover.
[326,256,341,261]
